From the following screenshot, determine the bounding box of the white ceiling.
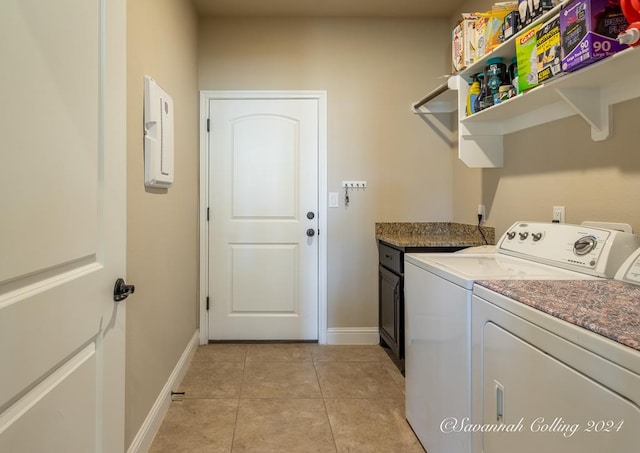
[193,0,469,18]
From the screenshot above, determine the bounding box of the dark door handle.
[306,228,316,237]
[113,278,135,302]
[307,211,315,220]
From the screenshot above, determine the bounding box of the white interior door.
[0,1,126,451]
[208,95,320,340]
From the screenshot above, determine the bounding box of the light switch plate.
[329,192,339,208]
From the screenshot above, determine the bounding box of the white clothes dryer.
[470,247,640,452]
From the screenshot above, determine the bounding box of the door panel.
[232,116,298,218]
[208,97,318,340]
[0,0,99,284]
[0,0,126,450]
[231,245,298,313]
[0,345,96,452]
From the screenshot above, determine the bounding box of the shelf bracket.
[555,87,610,141]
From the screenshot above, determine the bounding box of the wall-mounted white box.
[144,76,174,188]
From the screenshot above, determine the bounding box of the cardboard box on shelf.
[481,6,517,53]
[536,14,562,82]
[503,11,521,39]
[476,14,489,60]
[452,13,479,72]
[516,23,542,93]
[560,0,629,72]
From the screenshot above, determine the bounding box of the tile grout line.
[228,349,247,453]
[312,357,339,453]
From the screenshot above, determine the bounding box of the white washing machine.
[404,221,640,453]
[471,247,640,452]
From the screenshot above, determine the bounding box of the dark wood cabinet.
[378,240,465,372]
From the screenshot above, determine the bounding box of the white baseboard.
[326,327,379,345]
[127,330,199,453]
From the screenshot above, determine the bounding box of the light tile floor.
[149,344,425,453]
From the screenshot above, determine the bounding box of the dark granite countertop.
[375,222,495,248]
[476,279,640,351]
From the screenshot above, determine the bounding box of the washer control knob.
[519,232,529,240]
[532,232,543,242]
[574,235,597,256]
[507,232,516,240]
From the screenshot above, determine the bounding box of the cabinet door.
[379,265,401,356]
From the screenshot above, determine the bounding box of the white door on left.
[0,1,126,452]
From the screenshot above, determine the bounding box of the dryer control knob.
[532,233,543,242]
[519,232,529,240]
[574,235,597,256]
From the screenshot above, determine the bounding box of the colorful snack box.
[480,7,516,53]
[516,24,542,93]
[537,14,562,82]
[452,13,479,72]
[560,0,629,73]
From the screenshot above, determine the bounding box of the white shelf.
[410,1,640,167]
[460,46,640,140]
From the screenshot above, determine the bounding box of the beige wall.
[453,100,640,235]
[126,0,199,447]
[450,1,640,236]
[198,17,453,328]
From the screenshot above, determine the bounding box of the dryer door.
[478,321,640,452]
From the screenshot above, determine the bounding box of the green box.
[516,23,541,93]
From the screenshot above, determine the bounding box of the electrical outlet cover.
[553,206,565,223]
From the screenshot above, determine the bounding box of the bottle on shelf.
[473,73,489,112]
[485,57,507,105]
[466,74,481,116]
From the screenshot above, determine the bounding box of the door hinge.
[207,207,210,221]
[207,118,210,132]
[206,296,210,310]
